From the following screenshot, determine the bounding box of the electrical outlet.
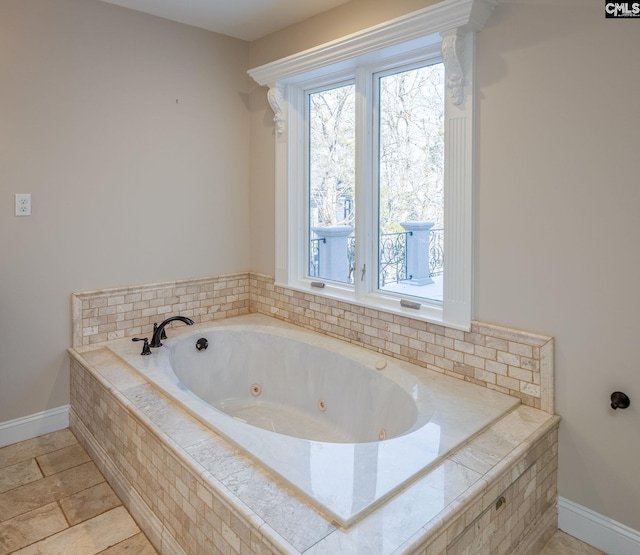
[15,194,31,216]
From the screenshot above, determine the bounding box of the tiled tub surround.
[69,341,559,554]
[72,272,554,414]
[104,315,520,528]
[70,273,559,553]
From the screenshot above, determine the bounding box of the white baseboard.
[558,496,640,555]
[0,406,69,448]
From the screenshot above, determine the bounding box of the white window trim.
[249,0,496,331]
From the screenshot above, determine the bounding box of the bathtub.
[108,315,519,528]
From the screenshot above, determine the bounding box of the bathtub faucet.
[150,316,194,348]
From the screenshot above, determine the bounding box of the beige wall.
[476,0,640,531]
[248,0,640,533]
[0,0,251,422]
[249,0,440,67]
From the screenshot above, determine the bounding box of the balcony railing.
[310,224,443,285]
[429,228,444,277]
[379,231,411,286]
[309,237,325,277]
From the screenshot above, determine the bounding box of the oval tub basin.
[108,314,519,527]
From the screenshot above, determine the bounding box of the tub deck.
[69,314,560,554]
[104,315,520,528]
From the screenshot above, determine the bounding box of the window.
[306,62,444,302]
[248,0,496,330]
[308,83,355,286]
[376,62,444,301]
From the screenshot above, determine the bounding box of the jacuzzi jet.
[318,399,327,412]
[250,383,262,396]
[378,429,387,440]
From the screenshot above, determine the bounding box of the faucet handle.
[132,337,151,355]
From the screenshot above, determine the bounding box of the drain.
[195,338,208,351]
[378,429,387,440]
[250,383,262,396]
[318,399,327,412]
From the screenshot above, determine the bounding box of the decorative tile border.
[71,272,554,413]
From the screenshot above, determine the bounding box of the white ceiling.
[99,0,352,41]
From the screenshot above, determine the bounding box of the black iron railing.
[429,228,444,277]
[309,237,325,277]
[309,227,444,284]
[379,231,411,286]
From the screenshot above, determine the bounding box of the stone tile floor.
[0,429,157,554]
[539,530,606,555]
[0,429,605,554]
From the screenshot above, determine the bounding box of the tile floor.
[0,429,156,554]
[539,530,606,555]
[0,429,605,555]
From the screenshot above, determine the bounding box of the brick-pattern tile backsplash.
[72,273,250,347]
[71,272,554,413]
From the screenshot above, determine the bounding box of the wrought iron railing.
[377,227,444,284]
[309,227,444,283]
[347,236,356,281]
[429,228,444,277]
[309,237,325,277]
[379,231,411,286]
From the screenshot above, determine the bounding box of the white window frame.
[248,0,496,330]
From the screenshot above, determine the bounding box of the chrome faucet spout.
[150,316,194,347]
